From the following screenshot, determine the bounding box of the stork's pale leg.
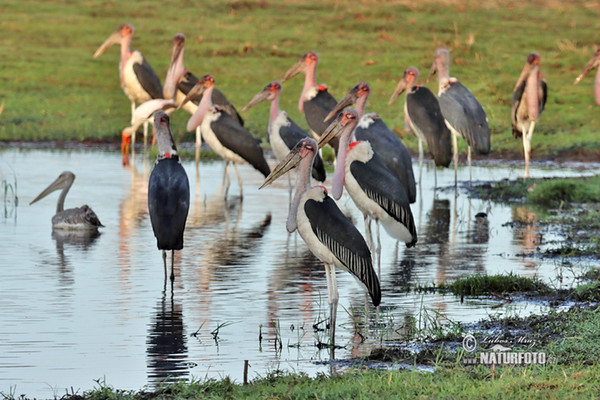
[170,250,175,282]
[233,163,244,200]
[325,263,339,347]
[375,221,382,278]
[364,214,373,254]
[195,126,202,168]
[523,122,535,178]
[418,139,424,184]
[467,145,472,186]
[131,126,136,166]
[162,250,168,282]
[222,162,231,199]
[452,131,459,187]
[130,101,136,125]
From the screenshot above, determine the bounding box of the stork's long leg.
[375,220,381,278]
[222,161,231,198]
[467,145,472,186]
[523,122,535,178]
[170,250,175,282]
[195,126,202,168]
[162,250,167,282]
[233,163,244,200]
[324,263,339,347]
[418,139,424,184]
[452,130,459,187]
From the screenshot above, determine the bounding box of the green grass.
[1,0,600,160]
[439,273,551,297]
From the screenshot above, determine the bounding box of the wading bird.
[180,74,270,199]
[429,48,490,185]
[574,45,600,105]
[242,81,326,183]
[388,67,452,182]
[512,52,547,178]
[259,137,381,347]
[318,109,417,274]
[148,111,190,283]
[30,171,103,232]
[165,34,244,166]
[324,82,416,204]
[281,51,339,151]
[93,23,163,144]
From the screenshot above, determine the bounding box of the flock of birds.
[28,23,600,345]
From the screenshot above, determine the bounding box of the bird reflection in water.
[146,290,189,386]
[512,206,540,271]
[51,230,101,289]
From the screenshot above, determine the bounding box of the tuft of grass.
[440,273,551,297]
[527,176,600,207]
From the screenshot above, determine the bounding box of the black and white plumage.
[30,171,103,232]
[574,45,600,106]
[181,74,270,199]
[512,52,547,178]
[148,111,190,282]
[429,48,490,185]
[281,51,340,151]
[318,109,417,273]
[242,81,326,182]
[389,67,452,174]
[93,23,163,144]
[260,137,380,346]
[324,82,416,204]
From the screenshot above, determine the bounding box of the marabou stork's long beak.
[93,29,123,58]
[30,172,73,206]
[388,76,409,105]
[281,58,305,83]
[574,49,600,85]
[259,144,304,189]
[317,112,347,149]
[178,76,209,110]
[241,84,273,112]
[163,33,186,100]
[323,89,357,122]
[514,60,533,91]
[426,59,438,83]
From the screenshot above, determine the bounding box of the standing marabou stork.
[318,109,417,274]
[429,48,491,185]
[180,74,270,199]
[93,23,163,145]
[324,82,416,204]
[574,45,600,105]
[512,52,547,178]
[148,111,190,283]
[281,51,340,151]
[259,137,381,347]
[30,171,104,232]
[242,81,326,183]
[388,67,452,183]
[165,33,244,166]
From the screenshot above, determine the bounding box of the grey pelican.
[148,111,190,282]
[318,109,417,274]
[281,51,340,151]
[324,82,416,204]
[30,171,103,231]
[165,33,244,166]
[574,45,600,105]
[242,81,326,182]
[259,137,380,347]
[512,52,547,178]
[180,74,270,199]
[93,23,163,145]
[388,67,452,179]
[429,48,491,185]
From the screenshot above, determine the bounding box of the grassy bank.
[1,0,600,161]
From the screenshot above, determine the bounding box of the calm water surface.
[1,147,599,398]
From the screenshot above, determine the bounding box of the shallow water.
[0,147,598,398]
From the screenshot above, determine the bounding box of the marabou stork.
[574,45,600,105]
[242,81,326,182]
[93,23,163,145]
[259,137,381,347]
[318,109,417,274]
[388,67,452,182]
[324,82,416,204]
[512,52,547,178]
[148,111,190,283]
[428,48,491,185]
[281,51,340,151]
[30,171,103,232]
[165,33,244,166]
[180,74,270,199]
